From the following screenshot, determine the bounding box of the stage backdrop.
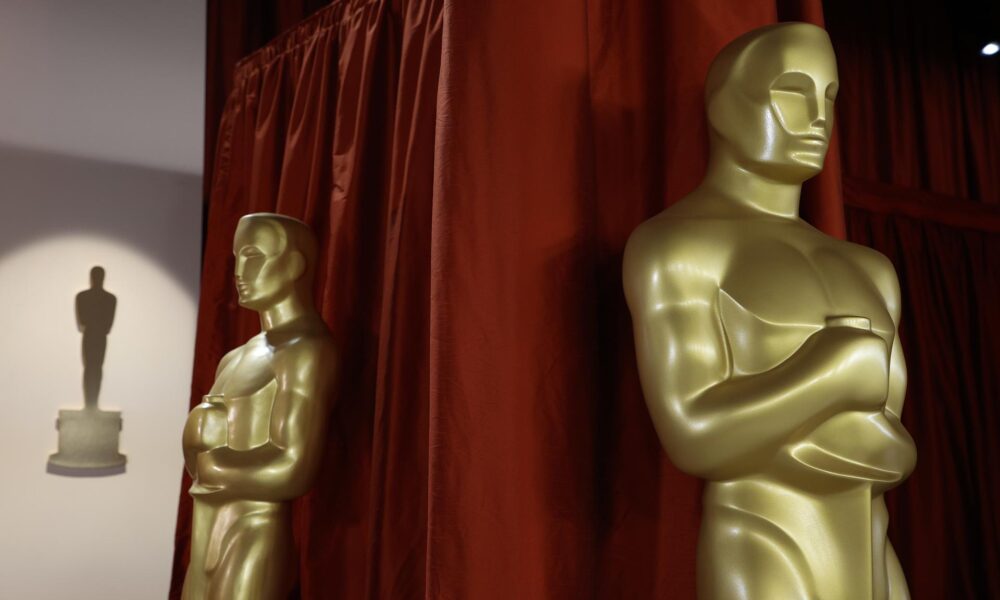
[827,1,1000,597]
[172,0,999,598]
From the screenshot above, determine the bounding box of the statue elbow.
[278,450,320,499]
[658,420,733,479]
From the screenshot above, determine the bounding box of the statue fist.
[183,400,228,452]
[821,326,890,410]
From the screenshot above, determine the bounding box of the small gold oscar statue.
[623,23,916,599]
[181,214,337,599]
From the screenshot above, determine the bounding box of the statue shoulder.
[272,327,337,383]
[624,213,717,265]
[841,240,902,321]
[213,334,263,378]
[623,214,726,312]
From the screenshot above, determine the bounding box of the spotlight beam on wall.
[982,42,1000,56]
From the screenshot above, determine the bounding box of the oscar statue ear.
[288,250,306,281]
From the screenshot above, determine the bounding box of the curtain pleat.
[827,0,1000,592]
[845,183,1000,599]
[826,0,1000,206]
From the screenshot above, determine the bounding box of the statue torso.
[717,218,894,371]
[207,334,278,451]
[76,288,116,335]
[657,213,912,487]
[635,209,917,597]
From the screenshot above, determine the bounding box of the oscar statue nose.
[811,96,828,130]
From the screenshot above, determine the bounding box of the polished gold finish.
[623,23,916,600]
[182,214,336,600]
[48,266,126,476]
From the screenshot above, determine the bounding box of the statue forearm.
[196,444,314,501]
[183,400,227,479]
[663,328,889,478]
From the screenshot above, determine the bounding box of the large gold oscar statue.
[181,214,337,599]
[623,23,916,599]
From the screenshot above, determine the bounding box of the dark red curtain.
[843,180,1000,599]
[172,1,841,599]
[826,0,1000,207]
[203,0,331,201]
[823,1,1000,596]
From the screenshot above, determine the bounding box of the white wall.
[0,0,205,174]
[0,2,204,599]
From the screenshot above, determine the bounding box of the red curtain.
[171,1,842,598]
[826,0,1000,206]
[202,0,331,201]
[843,179,1000,600]
[823,1,1000,595]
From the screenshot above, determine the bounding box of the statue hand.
[805,326,889,411]
[189,481,226,498]
[183,403,228,452]
[195,449,226,490]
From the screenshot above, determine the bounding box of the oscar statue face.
[706,25,838,183]
[232,218,306,311]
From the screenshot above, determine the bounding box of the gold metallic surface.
[182,214,337,600]
[623,23,916,600]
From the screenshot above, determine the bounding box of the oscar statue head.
[90,265,105,289]
[705,22,838,184]
[232,213,318,311]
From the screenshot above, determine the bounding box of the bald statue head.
[90,266,105,288]
[705,22,839,183]
[232,213,318,311]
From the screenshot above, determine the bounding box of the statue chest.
[719,237,893,375]
[215,342,278,450]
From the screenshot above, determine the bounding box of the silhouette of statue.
[48,266,126,476]
[77,266,116,409]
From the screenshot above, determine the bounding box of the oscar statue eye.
[772,85,809,96]
[825,82,839,106]
[769,72,823,135]
[771,71,814,95]
[770,89,812,133]
[240,246,265,258]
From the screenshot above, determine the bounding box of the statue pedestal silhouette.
[48,408,126,475]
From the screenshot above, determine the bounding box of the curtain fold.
[825,0,1000,592]
[845,180,1000,599]
[826,0,1000,206]
[203,0,332,201]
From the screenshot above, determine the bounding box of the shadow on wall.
[47,265,128,477]
[0,142,202,474]
[0,142,202,300]
[0,140,202,600]
[79,266,117,409]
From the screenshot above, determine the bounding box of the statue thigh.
[698,504,815,600]
[207,511,294,600]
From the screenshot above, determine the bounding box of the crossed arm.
[194,340,337,502]
[623,232,894,480]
